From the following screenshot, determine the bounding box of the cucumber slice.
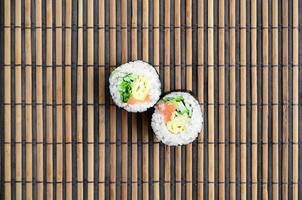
[177,101,188,114]
[163,96,184,103]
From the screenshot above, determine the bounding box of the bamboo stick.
[197,0,204,103]
[65,0,73,198]
[208,0,215,199]
[4,0,11,198]
[120,109,128,200]
[186,0,192,67]
[153,0,159,71]
[121,0,128,63]
[218,0,225,198]
[292,0,299,199]
[131,113,138,200]
[142,112,149,200]
[143,0,149,62]
[55,0,63,199]
[15,0,22,198]
[99,106,105,200]
[272,0,279,199]
[46,0,54,199]
[87,0,94,198]
[197,0,204,198]
[131,0,138,61]
[35,0,43,198]
[76,72,83,200]
[229,0,236,198]
[77,0,83,199]
[99,0,105,105]
[240,0,247,198]
[175,0,181,91]
[98,0,105,198]
[175,145,181,200]
[262,0,269,199]
[109,103,117,200]
[251,0,258,199]
[25,0,33,199]
[164,0,171,93]
[282,0,289,199]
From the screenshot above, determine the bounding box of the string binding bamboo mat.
[0,0,302,199]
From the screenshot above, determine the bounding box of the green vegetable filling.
[163,96,193,118]
[119,73,138,103]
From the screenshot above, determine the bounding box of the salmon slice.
[127,95,150,104]
[156,103,177,122]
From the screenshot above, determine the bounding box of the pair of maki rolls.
[109,60,161,112]
[109,60,203,146]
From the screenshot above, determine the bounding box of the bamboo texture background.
[0,0,302,199]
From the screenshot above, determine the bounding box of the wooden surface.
[0,0,302,199]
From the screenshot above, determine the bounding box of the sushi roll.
[109,60,161,112]
[151,92,203,146]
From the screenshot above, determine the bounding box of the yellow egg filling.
[131,76,150,101]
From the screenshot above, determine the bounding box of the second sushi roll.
[151,91,203,146]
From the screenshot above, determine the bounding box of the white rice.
[151,92,203,146]
[109,60,161,112]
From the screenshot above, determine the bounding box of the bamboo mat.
[0,0,302,199]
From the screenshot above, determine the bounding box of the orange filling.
[156,103,177,122]
[127,95,150,105]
